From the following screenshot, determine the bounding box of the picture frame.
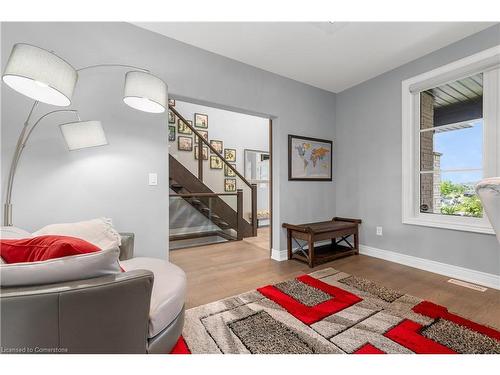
[288,134,333,181]
[224,148,236,162]
[224,178,237,192]
[195,130,208,142]
[210,140,223,154]
[168,125,176,142]
[168,110,176,124]
[224,163,236,177]
[178,136,193,151]
[194,145,209,160]
[178,119,193,135]
[210,155,223,169]
[168,99,175,107]
[194,113,208,128]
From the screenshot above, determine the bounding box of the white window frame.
[402,45,500,235]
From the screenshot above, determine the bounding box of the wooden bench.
[282,217,362,268]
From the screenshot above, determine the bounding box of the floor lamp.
[2,43,168,226]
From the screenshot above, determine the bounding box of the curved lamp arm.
[3,108,80,226]
[76,64,150,73]
[3,62,155,226]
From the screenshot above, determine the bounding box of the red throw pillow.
[0,235,101,264]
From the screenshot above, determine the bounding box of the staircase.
[168,105,257,249]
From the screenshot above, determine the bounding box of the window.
[402,46,500,234]
[419,75,484,218]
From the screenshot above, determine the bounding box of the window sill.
[403,216,495,235]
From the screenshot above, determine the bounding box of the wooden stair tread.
[170,230,236,242]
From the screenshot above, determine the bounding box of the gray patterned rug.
[182,268,500,354]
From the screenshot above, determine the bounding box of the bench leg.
[287,230,292,260]
[308,235,314,268]
[354,229,359,255]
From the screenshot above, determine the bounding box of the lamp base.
[3,203,13,226]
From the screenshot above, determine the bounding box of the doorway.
[168,99,273,253]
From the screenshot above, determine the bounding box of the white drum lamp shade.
[2,43,78,106]
[123,71,167,113]
[59,120,108,151]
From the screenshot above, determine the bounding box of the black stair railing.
[169,105,258,236]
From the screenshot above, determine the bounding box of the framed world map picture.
[288,134,332,181]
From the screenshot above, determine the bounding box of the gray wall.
[1,22,337,257]
[335,24,500,275]
[1,24,170,258]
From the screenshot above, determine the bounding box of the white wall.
[170,100,269,221]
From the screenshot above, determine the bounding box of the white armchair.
[476,177,500,244]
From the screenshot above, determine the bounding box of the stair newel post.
[236,189,243,241]
[197,135,203,181]
[251,183,258,236]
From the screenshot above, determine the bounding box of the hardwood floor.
[170,228,500,329]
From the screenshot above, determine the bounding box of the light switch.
[148,173,158,186]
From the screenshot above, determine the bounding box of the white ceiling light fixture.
[123,71,168,113]
[2,43,78,106]
[60,120,108,151]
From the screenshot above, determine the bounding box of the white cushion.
[0,247,121,287]
[120,257,186,338]
[1,226,33,239]
[33,218,121,250]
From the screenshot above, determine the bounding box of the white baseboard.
[359,244,500,290]
[272,240,332,262]
[271,248,288,261]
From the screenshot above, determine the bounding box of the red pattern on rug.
[412,301,500,341]
[257,274,362,325]
[170,336,191,354]
[354,343,386,354]
[384,319,456,354]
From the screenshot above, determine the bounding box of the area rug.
[177,268,500,354]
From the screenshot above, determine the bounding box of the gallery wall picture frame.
[224,148,236,162]
[224,163,236,177]
[210,155,223,169]
[178,119,193,135]
[288,134,333,181]
[194,145,209,160]
[196,130,208,142]
[194,113,208,128]
[210,140,223,154]
[224,178,237,192]
[168,125,176,142]
[168,110,176,124]
[168,99,176,106]
[178,136,193,151]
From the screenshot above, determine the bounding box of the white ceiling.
[133,22,496,93]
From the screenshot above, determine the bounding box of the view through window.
[419,73,484,218]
